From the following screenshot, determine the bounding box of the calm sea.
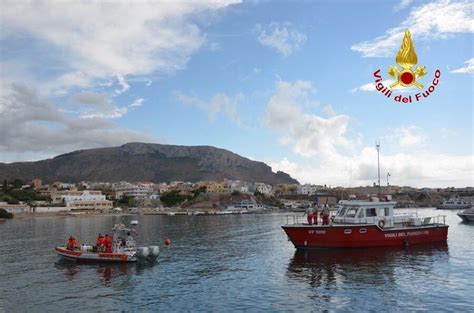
[1,208,473,312]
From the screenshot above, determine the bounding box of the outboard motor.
[148,245,160,260]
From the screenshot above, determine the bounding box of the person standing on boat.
[104,234,113,253]
[313,204,319,225]
[67,235,77,250]
[322,204,330,225]
[305,206,315,225]
[96,233,105,252]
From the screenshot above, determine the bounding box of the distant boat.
[457,207,474,222]
[436,198,472,210]
[224,200,264,213]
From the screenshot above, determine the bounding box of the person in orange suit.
[96,233,105,252]
[104,234,113,253]
[67,235,77,250]
[305,206,315,225]
[312,204,319,225]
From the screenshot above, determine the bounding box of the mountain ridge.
[0,142,298,185]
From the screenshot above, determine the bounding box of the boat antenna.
[376,141,381,194]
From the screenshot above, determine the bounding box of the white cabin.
[333,200,398,227]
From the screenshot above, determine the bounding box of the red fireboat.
[282,196,448,249]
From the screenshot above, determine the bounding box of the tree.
[12,179,24,189]
[160,190,187,207]
[2,180,7,192]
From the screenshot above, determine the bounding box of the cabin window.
[337,208,346,217]
[384,208,390,216]
[346,208,358,217]
[366,208,377,217]
[357,210,365,218]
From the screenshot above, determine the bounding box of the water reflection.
[54,259,158,283]
[287,243,449,288]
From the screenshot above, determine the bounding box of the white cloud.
[352,0,473,57]
[130,98,144,108]
[451,58,474,74]
[0,0,240,93]
[176,92,244,126]
[395,126,427,146]
[257,22,307,56]
[351,79,418,93]
[394,0,413,12]
[72,92,141,119]
[269,148,473,188]
[115,75,130,95]
[440,128,457,139]
[264,80,351,158]
[351,80,394,93]
[0,83,153,159]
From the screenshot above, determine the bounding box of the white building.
[52,190,112,211]
[0,201,29,214]
[113,182,154,199]
[297,184,319,195]
[255,182,273,196]
[228,180,251,194]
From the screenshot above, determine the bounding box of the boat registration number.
[308,230,326,235]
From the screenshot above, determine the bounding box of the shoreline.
[7,206,439,220]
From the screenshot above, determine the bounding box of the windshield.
[345,208,358,218]
[337,207,346,217]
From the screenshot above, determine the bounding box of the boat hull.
[282,224,448,249]
[457,213,474,222]
[55,247,137,263]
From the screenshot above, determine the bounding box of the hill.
[0,142,298,185]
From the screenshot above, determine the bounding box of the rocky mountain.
[0,142,298,185]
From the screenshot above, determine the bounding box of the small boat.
[55,221,159,263]
[224,200,264,213]
[457,207,474,222]
[436,198,472,210]
[282,196,448,249]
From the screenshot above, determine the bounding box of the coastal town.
[1,177,472,218]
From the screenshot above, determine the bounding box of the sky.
[0,0,472,188]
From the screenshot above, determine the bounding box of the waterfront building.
[296,184,319,195]
[207,181,226,193]
[113,182,154,199]
[0,201,30,214]
[51,190,112,211]
[228,180,251,194]
[254,182,273,196]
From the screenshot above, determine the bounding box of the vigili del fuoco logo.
[373,29,441,103]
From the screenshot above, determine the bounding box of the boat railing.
[284,214,447,226]
[285,214,305,225]
[428,215,446,225]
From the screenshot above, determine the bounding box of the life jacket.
[105,236,113,247]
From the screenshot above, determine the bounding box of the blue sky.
[0,0,472,187]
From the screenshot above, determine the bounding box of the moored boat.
[282,196,448,249]
[436,198,472,210]
[457,207,474,222]
[55,221,159,263]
